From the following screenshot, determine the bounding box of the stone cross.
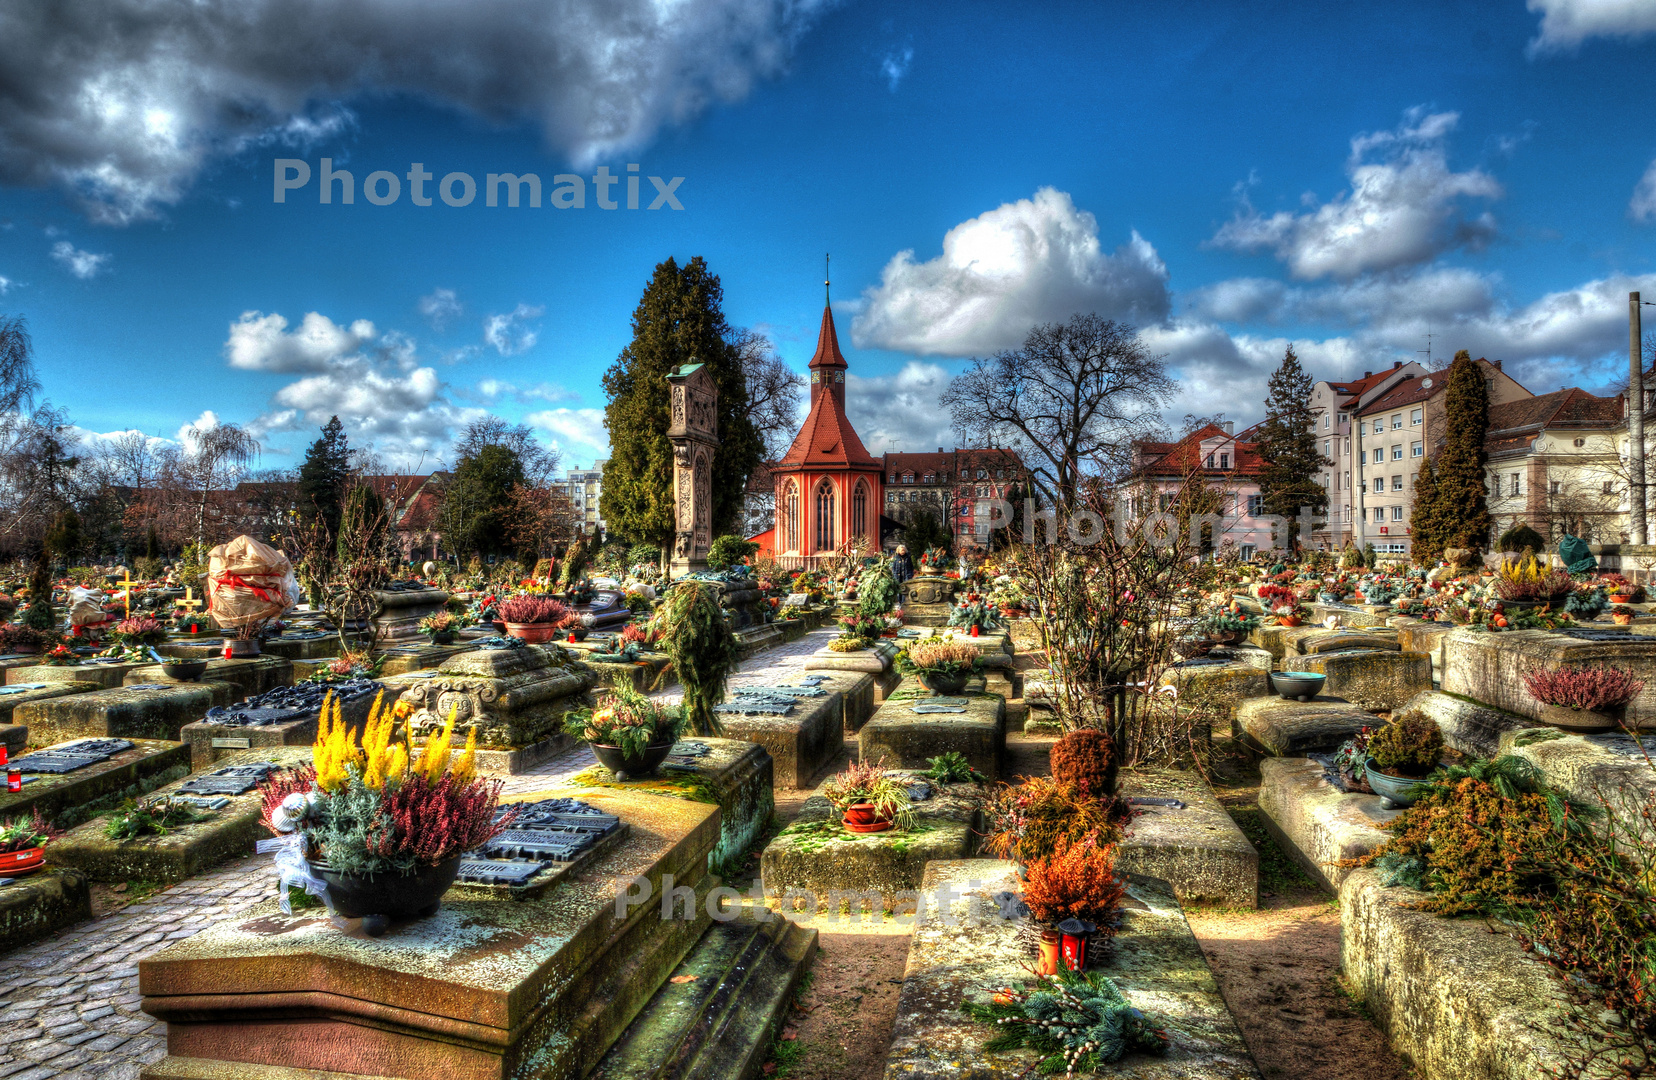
[666,362,719,577]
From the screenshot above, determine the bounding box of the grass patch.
[1226,806,1318,894]
[766,1038,808,1077]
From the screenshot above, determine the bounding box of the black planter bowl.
[920,671,971,695]
[314,855,462,933]
[160,659,208,682]
[1269,671,1326,702]
[588,740,676,780]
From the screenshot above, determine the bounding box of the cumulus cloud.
[483,304,544,356]
[419,287,462,330]
[1527,0,1656,54]
[842,362,956,454]
[853,188,1172,356]
[225,310,377,372]
[476,378,577,404]
[1210,109,1501,280]
[0,0,832,224]
[50,240,111,279]
[0,276,12,295]
[523,406,607,462]
[880,43,914,91]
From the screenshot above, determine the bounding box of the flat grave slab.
[8,661,142,689]
[1402,689,1532,759]
[1117,768,1258,908]
[762,773,980,909]
[138,786,721,1080]
[1442,626,1656,730]
[1246,623,1323,659]
[805,669,875,733]
[375,641,477,676]
[1159,659,1268,725]
[1257,757,1396,892]
[122,655,293,703]
[14,681,218,745]
[256,632,344,661]
[0,681,100,730]
[47,747,310,883]
[858,681,1005,779]
[1281,649,1432,712]
[181,677,384,768]
[883,861,1262,1079]
[1234,695,1377,757]
[711,675,843,789]
[0,868,91,956]
[805,639,901,699]
[1387,616,1454,670]
[0,737,190,829]
[1309,603,1395,629]
[559,736,775,876]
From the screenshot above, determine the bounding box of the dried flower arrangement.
[1520,664,1645,714]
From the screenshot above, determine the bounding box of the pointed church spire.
[825,252,830,305]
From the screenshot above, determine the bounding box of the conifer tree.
[1255,345,1328,551]
[1435,350,1492,554]
[1408,457,1446,565]
[600,257,762,547]
[297,416,351,541]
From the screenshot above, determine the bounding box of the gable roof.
[1132,423,1264,478]
[1357,374,1439,416]
[776,306,880,469]
[1484,388,1622,455]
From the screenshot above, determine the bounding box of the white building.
[563,460,607,536]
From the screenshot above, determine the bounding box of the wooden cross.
[108,570,138,618]
[176,587,203,616]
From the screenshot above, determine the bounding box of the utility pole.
[1632,292,1646,545]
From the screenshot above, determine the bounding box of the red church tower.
[766,293,885,567]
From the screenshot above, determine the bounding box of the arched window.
[784,479,800,553]
[815,478,835,552]
[852,480,869,541]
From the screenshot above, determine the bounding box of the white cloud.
[1210,109,1501,280]
[853,188,1172,356]
[0,276,12,295]
[175,410,225,454]
[842,361,956,454]
[1631,158,1656,222]
[880,43,913,91]
[225,310,377,372]
[477,378,577,404]
[483,303,544,356]
[523,406,608,461]
[0,0,832,224]
[1527,0,1656,54]
[419,287,462,330]
[49,240,110,279]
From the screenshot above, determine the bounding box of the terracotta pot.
[0,846,44,876]
[1614,613,1635,626]
[505,621,558,643]
[1278,615,1302,627]
[1537,703,1620,734]
[1609,595,1631,605]
[1035,929,1062,976]
[841,802,895,833]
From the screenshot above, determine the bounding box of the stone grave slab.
[0,681,100,730]
[1309,603,1394,629]
[805,639,901,699]
[448,795,630,902]
[0,868,91,955]
[1342,868,1601,1080]
[181,678,383,770]
[1116,768,1258,909]
[1497,725,1656,840]
[1293,628,1400,655]
[1159,660,1269,726]
[1441,626,1656,730]
[0,737,189,829]
[732,623,783,659]
[47,747,309,883]
[1387,616,1454,672]
[579,651,676,695]
[560,736,774,876]
[883,861,1262,1080]
[8,661,141,689]
[368,585,451,643]
[711,677,843,789]
[1207,643,1274,670]
[138,787,721,1080]
[122,656,294,703]
[762,773,980,910]
[14,682,217,745]
[1401,689,1532,759]
[1246,623,1323,660]
[393,643,595,773]
[1281,649,1431,712]
[1234,696,1377,757]
[376,641,476,676]
[805,669,875,734]
[256,632,344,661]
[774,617,807,643]
[1257,758,1396,892]
[858,681,1005,779]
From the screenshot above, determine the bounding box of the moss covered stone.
[0,738,190,829]
[1257,758,1397,892]
[15,683,216,744]
[713,685,842,790]
[0,869,90,955]
[1285,649,1431,711]
[859,683,1006,778]
[1117,768,1258,908]
[1442,626,1656,730]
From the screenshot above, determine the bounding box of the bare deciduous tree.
[731,329,805,459]
[177,420,259,550]
[941,315,1174,509]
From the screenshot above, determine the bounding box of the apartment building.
[880,447,1024,547]
[1486,389,1625,543]
[1307,361,1429,550]
[563,460,606,536]
[1128,421,1271,556]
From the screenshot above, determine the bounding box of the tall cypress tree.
[297,416,351,541]
[1255,345,1328,551]
[600,257,763,547]
[1408,457,1446,564]
[1435,350,1492,554]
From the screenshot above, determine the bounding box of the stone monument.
[667,362,718,578]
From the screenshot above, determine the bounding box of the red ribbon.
[212,572,284,604]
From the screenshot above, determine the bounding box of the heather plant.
[1494,555,1573,602]
[898,640,982,676]
[498,594,570,625]
[0,809,54,854]
[980,776,1127,865]
[1020,832,1128,930]
[1521,664,1645,713]
[1367,712,1444,778]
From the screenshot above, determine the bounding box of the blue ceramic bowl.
[1365,758,1429,807]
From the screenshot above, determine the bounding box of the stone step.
[15,683,218,744]
[1234,695,1378,757]
[1281,648,1431,712]
[5,738,190,831]
[592,912,816,1080]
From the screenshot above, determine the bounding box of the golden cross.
[109,570,137,618]
[176,587,203,614]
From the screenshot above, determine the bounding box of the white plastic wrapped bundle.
[206,536,300,629]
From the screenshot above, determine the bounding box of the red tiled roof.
[808,305,848,372]
[1133,423,1264,477]
[1357,375,1439,416]
[777,306,880,469]
[1487,387,1620,435]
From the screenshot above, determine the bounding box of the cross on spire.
[824,253,830,304]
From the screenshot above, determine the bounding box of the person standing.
[892,544,914,583]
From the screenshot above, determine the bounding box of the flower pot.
[1609,595,1632,605]
[314,855,462,928]
[160,660,208,682]
[920,671,970,696]
[1364,758,1430,807]
[1269,671,1326,702]
[841,802,896,833]
[225,638,261,658]
[571,627,589,642]
[1537,703,1620,734]
[1035,929,1062,976]
[1276,615,1302,627]
[1614,613,1635,626]
[588,739,676,780]
[505,622,558,644]
[0,846,44,876]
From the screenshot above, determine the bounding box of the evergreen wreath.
[653,580,740,735]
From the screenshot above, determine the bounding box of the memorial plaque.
[210,738,253,750]
[14,738,136,774]
[178,762,278,796]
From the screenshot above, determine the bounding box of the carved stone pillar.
[667,363,720,578]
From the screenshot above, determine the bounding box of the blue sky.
[3,0,1656,471]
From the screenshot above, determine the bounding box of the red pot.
[1,847,44,876]
[1279,616,1302,627]
[969,624,981,637]
[1610,595,1631,605]
[506,622,558,644]
[841,802,895,833]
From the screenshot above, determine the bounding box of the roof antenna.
[1418,327,1434,368]
[825,253,830,305]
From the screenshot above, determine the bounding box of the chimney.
[1223,420,1234,435]
[1493,359,1503,371]
[1393,361,1401,369]
[937,447,943,454]
[1364,371,1372,378]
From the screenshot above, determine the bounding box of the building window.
[1323,415,1330,429]
[1205,453,1214,468]
[1373,476,1384,493]
[1374,507,1386,523]
[1604,481,1615,495]
[1343,470,1350,489]
[1392,505,1404,521]
[1391,414,1402,430]
[814,478,835,552]
[1240,544,1257,561]
[1323,440,1330,458]
[976,468,987,479]
[784,480,799,552]
[852,481,868,540]
[1411,408,1423,426]
[1247,493,1263,516]
[1411,441,1423,458]
[1510,473,1521,497]
[1574,438,1587,448]
[1338,412,1347,424]
[1373,419,1384,435]
[1220,453,1229,469]
[1392,475,1403,491]
[889,473,896,483]
[1392,445,1403,461]
[902,472,914,484]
